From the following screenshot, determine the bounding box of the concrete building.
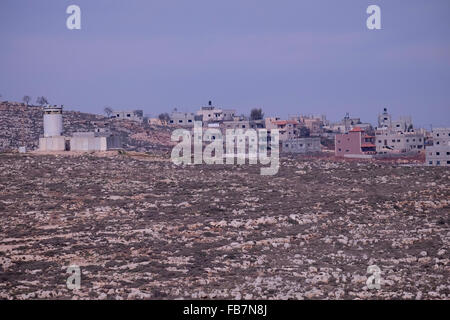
[374,107,424,154]
[266,119,300,141]
[222,119,250,130]
[70,132,122,151]
[39,105,122,152]
[377,108,413,132]
[196,101,236,123]
[335,127,376,157]
[112,110,143,122]
[324,113,372,134]
[375,131,424,154]
[289,115,327,135]
[283,137,321,153]
[426,128,450,166]
[169,111,195,127]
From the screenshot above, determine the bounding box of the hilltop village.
[0,99,448,166]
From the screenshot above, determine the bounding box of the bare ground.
[0,152,448,299]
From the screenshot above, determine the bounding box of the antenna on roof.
[208,100,212,106]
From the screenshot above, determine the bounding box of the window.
[437,141,440,145]
[429,161,433,165]
[338,148,341,151]
[436,152,440,156]
[169,120,174,123]
[188,119,192,123]
[392,140,395,143]
[406,139,409,142]
[437,161,440,165]
[447,152,450,156]
[397,139,400,142]
[127,114,131,117]
[179,120,183,123]
[447,161,450,164]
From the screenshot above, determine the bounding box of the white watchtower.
[43,105,63,137]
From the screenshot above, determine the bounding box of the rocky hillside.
[0,102,173,152]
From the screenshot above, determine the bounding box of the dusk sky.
[1,0,449,127]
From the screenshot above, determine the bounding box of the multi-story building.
[265,119,300,141]
[426,128,450,166]
[377,107,413,132]
[335,127,376,157]
[374,107,424,154]
[375,131,424,154]
[196,101,235,123]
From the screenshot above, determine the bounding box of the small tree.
[36,96,48,106]
[23,95,31,106]
[250,108,264,120]
[104,107,113,117]
[158,113,170,125]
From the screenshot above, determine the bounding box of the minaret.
[43,105,63,137]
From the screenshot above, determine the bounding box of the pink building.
[335,127,376,157]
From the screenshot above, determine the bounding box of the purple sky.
[1,0,449,127]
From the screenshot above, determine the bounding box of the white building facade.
[426,128,450,166]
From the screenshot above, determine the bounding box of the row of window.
[286,143,312,148]
[169,119,193,124]
[429,160,450,165]
[429,151,450,156]
[378,138,422,143]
